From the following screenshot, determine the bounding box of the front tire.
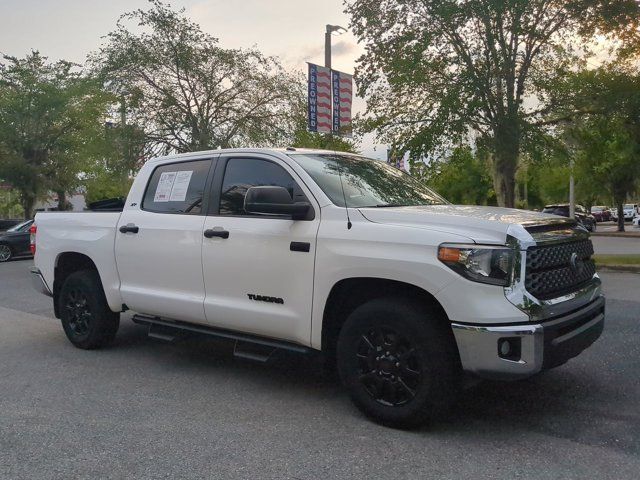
[336,297,461,428]
[58,270,119,349]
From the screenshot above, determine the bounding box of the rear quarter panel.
[34,212,123,312]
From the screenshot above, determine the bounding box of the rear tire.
[336,297,461,428]
[58,270,119,349]
[0,244,13,262]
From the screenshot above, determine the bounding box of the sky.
[0,0,386,158]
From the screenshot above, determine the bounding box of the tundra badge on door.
[247,294,284,305]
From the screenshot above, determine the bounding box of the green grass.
[593,254,640,266]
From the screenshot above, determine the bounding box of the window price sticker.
[153,170,193,202]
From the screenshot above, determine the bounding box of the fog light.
[498,337,522,361]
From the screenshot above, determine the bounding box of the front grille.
[525,239,595,299]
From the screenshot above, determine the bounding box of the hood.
[358,204,569,244]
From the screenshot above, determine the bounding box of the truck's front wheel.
[336,297,460,428]
[58,270,119,349]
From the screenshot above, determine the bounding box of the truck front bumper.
[451,296,605,380]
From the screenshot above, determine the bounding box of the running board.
[233,341,277,363]
[131,314,312,356]
[147,323,180,342]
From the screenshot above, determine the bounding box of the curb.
[592,232,640,238]
[597,265,640,273]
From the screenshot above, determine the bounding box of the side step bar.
[131,314,313,358]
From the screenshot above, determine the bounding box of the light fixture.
[326,24,347,35]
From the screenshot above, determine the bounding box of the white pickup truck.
[31,148,605,427]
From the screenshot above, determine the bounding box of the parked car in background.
[611,204,638,222]
[0,219,23,232]
[590,206,611,222]
[542,204,596,232]
[0,219,34,262]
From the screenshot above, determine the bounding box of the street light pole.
[325,24,347,69]
[325,27,332,69]
[569,157,575,219]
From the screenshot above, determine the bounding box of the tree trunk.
[616,202,625,232]
[56,190,71,211]
[21,194,35,220]
[491,120,519,208]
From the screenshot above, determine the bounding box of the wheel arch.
[53,252,110,318]
[320,277,454,360]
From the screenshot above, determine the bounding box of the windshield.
[7,220,32,232]
[624,204,635,209]
[289,153,446,208]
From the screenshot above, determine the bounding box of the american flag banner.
[331,70,353,137]
[307,63,332,134]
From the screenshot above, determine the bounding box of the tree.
[80,121,144,206]
[0,187,23,218]
[570,117,639,231]
[0,52,111,218]
[553,65,640,230]
[92,0,303,156]
[425,147,494,205]
[346,0,640,207]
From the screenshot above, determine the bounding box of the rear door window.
[142,159,212,215]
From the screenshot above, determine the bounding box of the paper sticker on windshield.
[169,170,193,202]
[154,171,177,202]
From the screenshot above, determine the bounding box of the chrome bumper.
[452,296,605,380]
[30,267,52,297]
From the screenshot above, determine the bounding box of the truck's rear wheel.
[336,297,460,428]
[58,270,119,349]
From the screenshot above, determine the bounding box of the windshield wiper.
[373,203,413,208]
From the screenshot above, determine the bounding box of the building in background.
[34,191,86,212]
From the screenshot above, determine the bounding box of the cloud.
[331,40,357,57]
[298,40,357,61]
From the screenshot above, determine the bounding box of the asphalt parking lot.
[591,235,640,255]
[1,258,639,479]
[596,221,639,234]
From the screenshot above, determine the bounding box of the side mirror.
[244,186,311,220]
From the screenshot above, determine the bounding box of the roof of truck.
[145,147,357,164]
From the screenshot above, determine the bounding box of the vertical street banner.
[307,63,332,134]
[331,70,353,137]
[308,63,352,136]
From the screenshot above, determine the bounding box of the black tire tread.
[336,296,461,428]
[58,269,119,349]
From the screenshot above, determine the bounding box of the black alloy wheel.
[356,326,422,407]
[64,288,92,337]
[337,297,461,428]
[58,269,120,349]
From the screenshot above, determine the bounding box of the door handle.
[119,224,139,234]
[290,242,310,252]
[204,228,229,239]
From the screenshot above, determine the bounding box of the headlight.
[438,244,515,286]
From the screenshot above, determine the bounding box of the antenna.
[335,152,352,230]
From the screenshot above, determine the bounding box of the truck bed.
[34,211,124,312]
